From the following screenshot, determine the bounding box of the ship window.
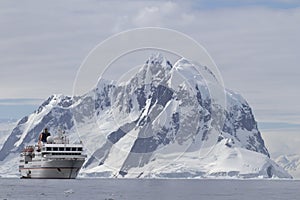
[72,148,76,151]
[53,147,58,151]
[66,147,70,151]
[78,147,82,151]
[52,153,81,155]
[46,147,51,151]
[59,147,64,151]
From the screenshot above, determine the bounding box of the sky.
[0,0,299,156]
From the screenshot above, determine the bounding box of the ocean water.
[0,178,299,200]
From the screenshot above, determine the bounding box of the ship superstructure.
[19,131,86,179]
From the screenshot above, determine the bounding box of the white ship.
[19,131,86,179]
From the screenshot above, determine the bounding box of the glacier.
[0,53,292,179]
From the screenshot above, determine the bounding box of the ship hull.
[20,159,85,179]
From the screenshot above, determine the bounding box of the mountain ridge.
[275,154,300,178]
[0,54,291,178]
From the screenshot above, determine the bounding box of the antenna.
[57,126,69,144]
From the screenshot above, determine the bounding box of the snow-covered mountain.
[275,154,300,179]
[0,120,16,149]
[0,54,292,179]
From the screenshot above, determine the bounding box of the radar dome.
[47,136,54,144]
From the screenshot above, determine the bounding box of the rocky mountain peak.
[0,53,290,178]
[145,53,172,70]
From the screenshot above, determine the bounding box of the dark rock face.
[223,102,269,157]
[107,122,136,144]
[135,86,147,110]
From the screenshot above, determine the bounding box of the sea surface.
[0,178,299,200]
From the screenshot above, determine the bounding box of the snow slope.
[275,154,300,179]
[0,120,16,150]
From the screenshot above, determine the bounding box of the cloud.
[189,0,300,9]
[132,2,182,26]
[0,99,43,106]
